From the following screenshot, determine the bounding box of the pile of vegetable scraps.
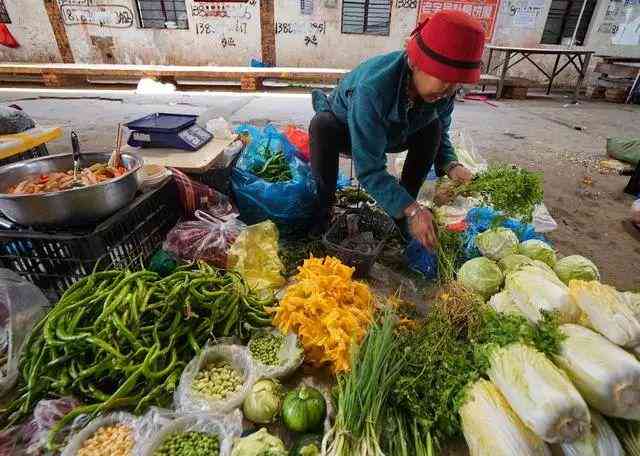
[273,257,374,373]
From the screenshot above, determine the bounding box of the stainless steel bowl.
[0,152,143,226]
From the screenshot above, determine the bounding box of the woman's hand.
[448,164,473,183]
[404,202,437,250]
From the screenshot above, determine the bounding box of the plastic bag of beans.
[175,344,256,415]
[138,410,242,456]
[247,329,303,379]
[61,412,141,456]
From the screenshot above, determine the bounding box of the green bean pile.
[1,263,274,449]
[251,150,293,183]
[154,431,220,456]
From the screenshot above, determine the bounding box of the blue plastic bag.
[231,124,317,234]
[404,238,438,280]
[463,206,547,259]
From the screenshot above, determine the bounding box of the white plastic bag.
[451,129,489,175]
[138,410,242,456]
[433,196,481,226]
[247,329,304,379]
[207,117,235,140]
[0,269,48,395]
[488,343,590,444]
[61,412,140,456]
[175,344,256,414]
[533,204,558,233]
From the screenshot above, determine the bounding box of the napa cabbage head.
[460,379,551,456]
[554,323,640,419]
[487,343,590,444]
[560,410,623,456]
[569,280,640,348]
[504,266,579,324]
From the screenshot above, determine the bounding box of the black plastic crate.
[0,178,180,300]
[0,144,49,168]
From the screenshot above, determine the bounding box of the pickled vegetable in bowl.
[6,163,127,195]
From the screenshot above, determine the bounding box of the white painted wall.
[588,0,640,57]
[57,0,261,65]
[0,0,61,63]
[274,0,416,68]
[0,0,637,86]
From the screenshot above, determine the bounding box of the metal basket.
[322,207,396,277]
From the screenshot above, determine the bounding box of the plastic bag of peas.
[138,410,242,456]
[175,344,256,415]
[247,329,303,379]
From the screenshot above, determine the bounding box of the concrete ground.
[0,87,638,290]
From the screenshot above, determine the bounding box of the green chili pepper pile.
[251,150,293,183]
[1,262,275,449]
[154,431,220,456]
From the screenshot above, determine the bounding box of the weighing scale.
[125,113,213,151]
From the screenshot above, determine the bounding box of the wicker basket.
[322,207,396,277]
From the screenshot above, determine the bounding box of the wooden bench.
[0,63,499,92]
[0,63,349,90]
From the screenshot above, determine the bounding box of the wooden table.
[122,137,230,174]
[485,46,594,101]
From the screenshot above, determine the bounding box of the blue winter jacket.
[312,51,458,218]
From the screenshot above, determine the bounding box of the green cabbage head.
[458,257,504,299]
[553,255,600,285]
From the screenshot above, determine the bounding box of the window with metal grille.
[135,0,188,29]
[541,0,597,45]
[0,1,11,24]
[301,0,314,15]
[342,0,392,36]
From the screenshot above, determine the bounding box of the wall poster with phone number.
[417,0,499,40]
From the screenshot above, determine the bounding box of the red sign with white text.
[417,0,499,40]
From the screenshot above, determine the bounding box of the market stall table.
[484,45,594,102]
[122,137,229,174]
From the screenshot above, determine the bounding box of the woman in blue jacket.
[310,10,485,249]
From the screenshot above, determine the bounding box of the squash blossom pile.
[274,257,374,373]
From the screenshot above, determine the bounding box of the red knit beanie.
[406,11,485,84]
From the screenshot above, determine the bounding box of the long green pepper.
[1,262,276,450]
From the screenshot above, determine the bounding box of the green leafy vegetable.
[435,229,465,284]
[456,165,543,221]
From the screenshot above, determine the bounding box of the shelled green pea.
[249,333,284,366]
[154,431,220,456]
